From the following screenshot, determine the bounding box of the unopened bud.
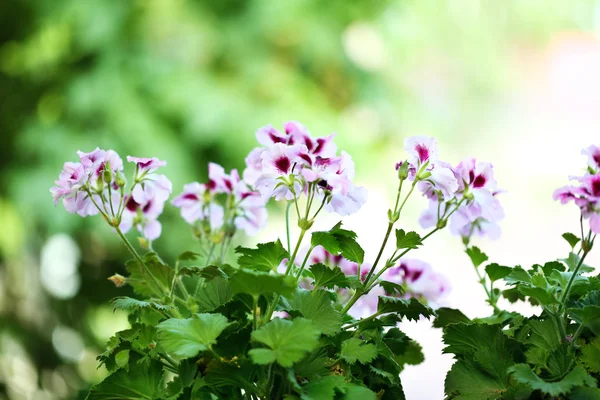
[108,274,126,287]
[116,171,126,188]
[582,238,593,253]
[103,169,112,184]
[138,237,150,249]
[397,161,409,181]
[298,218,314,230]
[436,219,447,229]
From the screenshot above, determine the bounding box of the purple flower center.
[473,175,486,188]
[95,162,106,176]
[314,138,327,154]
[415,144,429,163]
[299,153,312,166]
[138,160,153,169]
[592,178,600,197]
[207,180,217,191]
[304,136,314,152]
[594,153,600,166]
[224,179,233,191]
[125,196,139,212]
[400,263,423,282]
[142,200,152,213]
[274,156,291,174]
[269,133,286,144]
[182,193,198,201]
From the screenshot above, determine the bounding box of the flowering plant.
[50,123,598,399]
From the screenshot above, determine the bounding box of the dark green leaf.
[395,229,423,250]
[287,290,342,335]
[86,359,165,399]
[504,266,531,285]
[433,308,470,328]
[126,252,174,297]
[156,313,231,358]
[111,297,172,312]
[230,269,296,297]
[235,240,289,272]
[301,375,346,400]
[309,263,351,290]
[179,265,228,281]
[485,263,511,282]
[562,232,581,249]
[466,246,488,267]
[177,251,202,262]
[508,364,596,396]
[580,337,600,373]
[541,261,565,276]
[194,276,233,312]
[249,318,320,367]
[563,252,595,273]
[570,387,600,400]
[376,296,434,321]
[336,235,364,264]
[525,319,560,351]
[340,384,377,400]
[379,280,406,296]
[340,338,377,364]
[445,360,508,400]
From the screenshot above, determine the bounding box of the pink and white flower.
[404,136,438,166]
[582,144,600,172]
[555,170,600,234]
[127,156,172,203]
[253,143,309,201]
[120,186,167,241]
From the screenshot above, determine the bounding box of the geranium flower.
[253,143,309,201]
[127,156,172,203]
[120,186,167,241]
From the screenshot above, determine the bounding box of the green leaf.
[111,297,172,312]
[115,350,129,371]
[340,384,377,400]
[179,265,228,281]
[568,305,600,326]
[86,359,165,399]
[177,251,202,262]
[126,252,174,297]
[433,308,470,328]
[311,231,342,255]
[340,338,377,364]
[570,387,600,400]
[249,318,320,367]
[230,269,296,297]
[336,235,364,264]
[580,337,600,373]
[562,232,581,249]
[309,263,351,290]
[485,263,511,282]
[466,246,488,267]
[504,266,531,285]
[508,364,596,396]
[235,240,289,272]
[379,280,406,297]
[563,252,595,273]
[395,229,423,250]
[541,261,565,276]
[445,360,506,400]
[525,319,560,352]
[286,290,342,336]
[376,296,434,321]
[301,375,346,400]
[194,276,233,312]
[518,285,557,306]
[156,313,231,358]
[548,270,589,296]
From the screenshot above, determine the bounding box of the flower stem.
[560,250,589,306]
[285,202,292,254]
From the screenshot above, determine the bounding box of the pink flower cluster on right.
[553,145,600,233]
[399,136,505,241]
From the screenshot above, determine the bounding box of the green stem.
[285,202,292,254]
[344,312,381,329]
[362,222,394,285]
[471,256,500,314]
[560,250,589,305]
[114,226,166,297]
[295,245,315,280]
[252,295,259,331]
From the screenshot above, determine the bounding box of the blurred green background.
[1,0,599,398]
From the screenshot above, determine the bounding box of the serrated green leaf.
[156,313,231,358]
[194,276,233,312]
[311,231,342,255]
[235,240,289,272]
[86,359,165,399]
[287,290,342,335]
[230,269,296,297]
[340,338,377,364]
[336,235,364,264]
[466,246,488,267]
[518,285,557,306]
[541,261,565,276]
[376,296,434,321]
[301,375,346,400]
[395,229,423,250]
[525,319,560,352]
[562,232,581,249]
[563,252,594,273]
[379,280,405,296]
[508,364,596,396]
[309,263,351,290]
[126,252,174,297]
[340,384,377,400]
[445,360,506,400]
[504,266,531,285]
[433,308,471,328]
[570,387,600,400]
[329,221,357,239]
[548,270,589,297]
[580,337,600,373]
[115,350,129,371]
[177,251,202,262]
[179,265,228,281]
[111,297,172,312]
[568,305,600,326]
[249,318,320,367]
[485,263,511,282]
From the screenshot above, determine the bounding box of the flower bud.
[115,171,126,188]
[436,218,447,230]
[298,218,314,230]
[103,169,112,184]
[138,237,150,249]
[397,161,409,181]
[108,274,126,287]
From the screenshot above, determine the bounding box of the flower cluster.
[50,148,172,241]
[172,163,267,239]
[398,136,505,242]
[553,144,600,233]
[244,121,367,216]
[296,246,449,317]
